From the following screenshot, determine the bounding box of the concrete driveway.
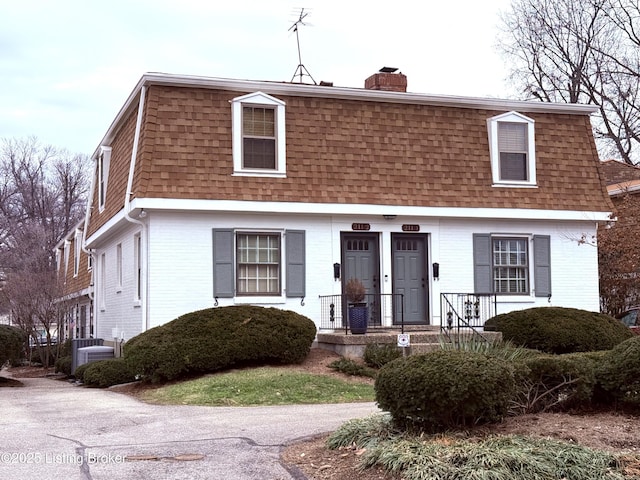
[0,376,379,480]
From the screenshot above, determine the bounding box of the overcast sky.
[0,0,513,156]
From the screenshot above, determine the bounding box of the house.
[55,220,94,339]
[80,69,612,347]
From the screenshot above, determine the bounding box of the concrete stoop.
[316,329,502,358]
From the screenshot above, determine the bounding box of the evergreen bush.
[598,336,640,405]
[512,352,601,413]
[375,350,517,430]
[82,358,137,388]
[54,356,72,376]
[329,358,378,378]
[363,343,402,368]
[124,305,317,383]
[73,363,89,382]
[484,307,632,354]
[0,325,25,366]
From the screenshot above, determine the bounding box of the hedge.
[484,307,632,354]
[375,350,517,430]
[124,305,316,383]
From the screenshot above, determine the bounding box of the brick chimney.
[364,67,407,92]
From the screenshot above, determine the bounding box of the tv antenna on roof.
[289,8,316,85]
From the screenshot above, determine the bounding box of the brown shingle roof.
[87,75,612,236]
[601,159,640,185]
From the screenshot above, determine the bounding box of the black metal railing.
[440,293,497,345]
[318,293,405,333]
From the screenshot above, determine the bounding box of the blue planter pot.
[348,304,368,334]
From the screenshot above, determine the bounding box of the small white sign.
[397,333,410,348]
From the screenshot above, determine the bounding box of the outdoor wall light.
[138,209,147,218]
[333,263,341,280]
[432,262,440,280]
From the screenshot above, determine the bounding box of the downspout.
[123,85,149,334]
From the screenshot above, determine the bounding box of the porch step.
[316,330,502,358]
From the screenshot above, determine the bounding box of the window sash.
[236,233,281,295]
[242,107,276,169]
[492,238,529,294]
[498,122,528,181]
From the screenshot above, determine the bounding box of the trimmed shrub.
[55,356,72,376]
[329,358,378,378]
[512,352,603,413]
[0,325,25,366]
[82,358,137,388]
[598,336,640,405]
[484,307,632,354]
[363,343,402,368]
[73,363,89,382]
[124,305,317,383]
[375,350,517,430]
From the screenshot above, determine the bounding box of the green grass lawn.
[140,367,375,406]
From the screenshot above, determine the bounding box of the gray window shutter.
[473,234,493,294]
[212,229,234,298]
[285,230,305,298]
[533,235,551,297]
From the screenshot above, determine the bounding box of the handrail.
[318,293,404,333]
[440,293,496,346]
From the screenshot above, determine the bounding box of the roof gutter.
[123,85,149,334]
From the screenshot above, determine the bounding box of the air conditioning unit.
[76,346,114,369]
[71,338,104,374]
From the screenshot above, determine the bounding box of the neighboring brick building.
[55,220,94,339]
[77,69,612,344]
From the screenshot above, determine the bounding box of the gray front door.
[342,233,381,326]
[392,234,428,324]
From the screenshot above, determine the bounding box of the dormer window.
[487,112,536,187]
[97,146,111,210]
[231,92,286,177]
[243,106,276,169]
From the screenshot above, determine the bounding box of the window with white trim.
[134,233,141,301]
[231,92,286,177]
[212,229,305,300]
[487,111,536,186]
[100,253,106,311]
[492,237,529,294]
[236,233,281,295]
[73,230,81,277]
[97,146,111,210]
[473,234,551,297]
[116,243,123,292]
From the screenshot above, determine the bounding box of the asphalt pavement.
[0,376,380,480]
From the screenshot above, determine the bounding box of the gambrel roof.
[86,73,612,238]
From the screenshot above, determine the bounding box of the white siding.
[93,223,143,341]
[93,211,601,338]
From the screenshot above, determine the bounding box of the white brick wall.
[92,211,601,339]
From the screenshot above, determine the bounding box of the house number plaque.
[402,224,420,232]
[352,223,371,231]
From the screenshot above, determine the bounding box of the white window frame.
[134,233,142,303]
[63,240,71,276]
[487,111,536,187]
[231,92,286,178]
[97,146,111,211]
[492,236,530,295]
[116,243,123,292]
[235,231,282,296]
[73,229,82,277]
[99,253,106,311]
